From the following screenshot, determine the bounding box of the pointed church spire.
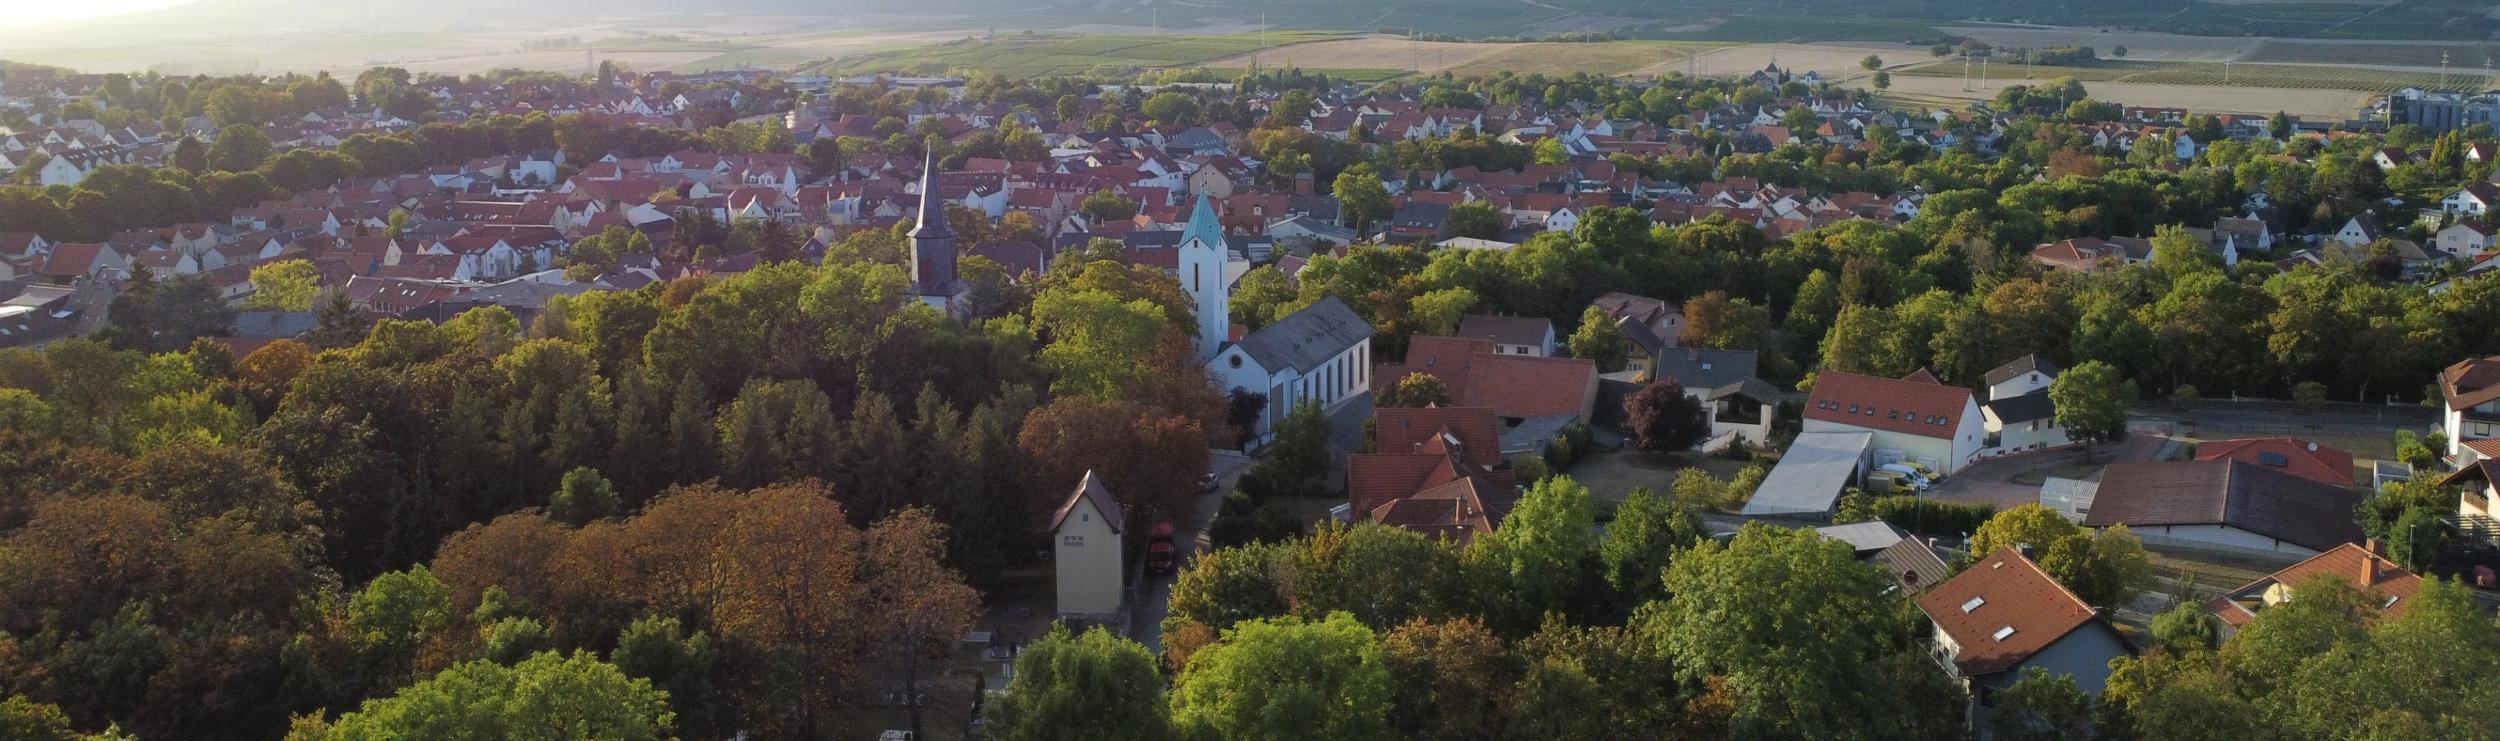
[910,139,953,241]
[1181,193,1225,255]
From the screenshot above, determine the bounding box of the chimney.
[1293,171,1314,196]
[2365,537,2385,558]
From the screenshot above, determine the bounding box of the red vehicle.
[1147,521,1178,575]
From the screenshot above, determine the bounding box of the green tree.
[547,466,617,526]
[2292,380,2328,415]
[1643,524,1960,738]
[1598,487,1704,610]
[1533,138,1568,165]
[1566,305,1632,372]
[1446,200,1504,239]
[1872,71,1891,90]
[244,259,321,311]
[1465,475,1598,632]
[314,652,673,740]
[993,624,1174,741]
[2149,601,2219,655]
[1406,286,1476,336]
[2050,359,2134,456]
[1378,371,1451,408]
[1171,613,1394,741]
[208,124,272,172]
[611,615,721,738]
[1334,162,1391,235]
[0,695,76,741]
[1985,667,2095,741]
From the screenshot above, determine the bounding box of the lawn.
[1568,447,1765,514]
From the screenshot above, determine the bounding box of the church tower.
[909,146,958,312]
[1179,194,1231,359]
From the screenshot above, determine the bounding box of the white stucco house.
[1051,471,1126,618]
[1802,369,1986,475]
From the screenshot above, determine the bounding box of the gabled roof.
[2440,355,2500,411]
[1647,346,1759,390]
[1375,335,1597,421]
[1231,295,1372,374]
[2194,437,2355,488]
[1918,549,2107,677]
[1982,353,2060,387]
[1454,314,1552,348]
[1051,470,1124,535]
[2205,542,2422,628]
[1802,370,1976,440]
[2086,460,2366,552]
[1983,389,2057,425]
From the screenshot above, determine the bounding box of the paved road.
[1129,450,1255,654]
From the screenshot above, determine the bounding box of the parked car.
[1199,472,1220,492]
[1865,470,1921,495]
[1147,520,1178,575]
[1878,463,1935,489]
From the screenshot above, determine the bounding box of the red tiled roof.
[1375,335,1596,421]
[1917,548,2103,677]
[2195,437,2355,487]
[1802,371,1975,440]
[2204,543,2422,628]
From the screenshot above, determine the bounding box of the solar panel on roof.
[2257,452,2290,467]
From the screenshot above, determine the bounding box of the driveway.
[1928,423,2175,510]
[1128,449,1255,655]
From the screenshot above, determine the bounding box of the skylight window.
[1961,596,1985,613]
[1992,626,2017,641]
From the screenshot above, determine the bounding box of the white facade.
[1053,481,1125,617]
[2449,399,2499,463]
[2121,523,2322,562]
[1210,337,1369,443]
[1801,397,1987,476]
[1180,196,1231,360]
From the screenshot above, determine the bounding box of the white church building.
[1177,195,1375,445]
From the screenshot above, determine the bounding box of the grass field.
[1896,59,2490,93]
[809,32,1345,78]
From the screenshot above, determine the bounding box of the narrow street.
[1128,449,1256,654]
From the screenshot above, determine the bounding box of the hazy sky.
[0,0,194,24]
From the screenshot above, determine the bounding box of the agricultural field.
[1895,59,2492,94]
[1645,15,1947,44]
[2243,39,2500,69]
[808,32,1343,78]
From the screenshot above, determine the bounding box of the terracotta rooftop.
[2195,437,2356,488]
[2204,542,2422,628]
[1917,548,2102,677]
[1802,370,1976,440]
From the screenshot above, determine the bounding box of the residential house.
[33,242,130,283]
[1051,471,1125,618]
[2442,182,2500,217]
[1640,346,1777,450]
[1347,404,1518,542]
[2434,221,2495,261]
[1814,520,1951,594]
[1592,291,1682,344]
[1802,370,1987,475]
[2087,460,2367,560]
[2439,354,2500,464]
[1208,295,1374,445]
[1388,201,1450,242]
[2029,237,2148,272]
[2194,437,2356,487]
[1372,335,1600,455]
[1918,549,2131,728]
[1454,314,1556,356]
[2335,212,2386,246]
[0,282,82,348]
[2204,542,2421,637]
[1979,355,2070,453]
[2444,452,2500,527]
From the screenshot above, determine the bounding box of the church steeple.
[909,143,957,302]
[1179,193,1230,359]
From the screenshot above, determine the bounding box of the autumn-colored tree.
[1378,371,1452,408]
[1018,395,1211,532]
